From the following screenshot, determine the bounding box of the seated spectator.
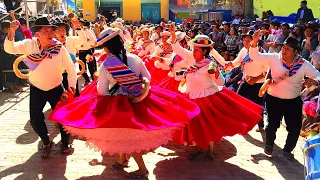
[310,31,320,69]
[209,25,222,49]
[224,26,240,53]
[301,23,319,60]
[259,23,270,52]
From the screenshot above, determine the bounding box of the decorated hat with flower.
[191,35,213,47]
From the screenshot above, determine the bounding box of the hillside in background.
[254,0,320,18]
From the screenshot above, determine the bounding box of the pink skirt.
[142,56,170,86]
[49,86,200,155]
[158,76,181,94]
[303,101,317,117]
[173,88,263,148]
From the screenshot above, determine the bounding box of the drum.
[302,135,320,180]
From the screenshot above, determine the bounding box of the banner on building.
[179,0,213,6]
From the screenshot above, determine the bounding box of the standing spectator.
[301,24,319,60]
[0,20,11,91]
[296,0,314,23]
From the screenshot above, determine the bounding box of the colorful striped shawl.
[183,56,213,75]
[26,44,62,63]
[159,44,173,57]
[103,54,143,96]
[154,35,162,45]
[267,55,305,84]
[140,39,153,50]
[23,43,62,70]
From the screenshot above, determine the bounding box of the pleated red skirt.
[142,56,170,86]
[173,88,263,148]
[158,76,181,94]
[49,86,200,154]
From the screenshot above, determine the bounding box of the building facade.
[79,0,169,23]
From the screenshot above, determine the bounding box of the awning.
[169,4,208,13]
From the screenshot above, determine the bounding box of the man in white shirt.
[53,18,86,97]
[77,20,97,84]
[4,17,77,158]
[250,32,320,160]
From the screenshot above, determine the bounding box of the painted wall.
[89,0,169,21]
[254,0,320,18]
[141,3,161,23]
[123,0,141,20]
[161,0,169,20]
[82,0,96,20]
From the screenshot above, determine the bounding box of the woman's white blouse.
[97,54,151,96]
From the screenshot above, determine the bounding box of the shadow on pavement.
[0,91,29,115]
[0,128,70,180]
[153,138,264,179]
[16,110,59,145]
[0,109,72,180]
[245,132,305,179]
[76,154,129,180]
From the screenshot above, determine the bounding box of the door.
[99,7,120,22]
[141,3,161,24]
[98,3,121,22]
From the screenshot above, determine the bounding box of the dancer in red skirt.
[154,31,189,93]
[168,23,264,160]
[151,24,164,45]
[143,31,173,85]
[131,28,155,58]
[49,28,200,178]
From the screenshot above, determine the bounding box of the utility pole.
[25,0,29,28]
[74,0,77,14]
